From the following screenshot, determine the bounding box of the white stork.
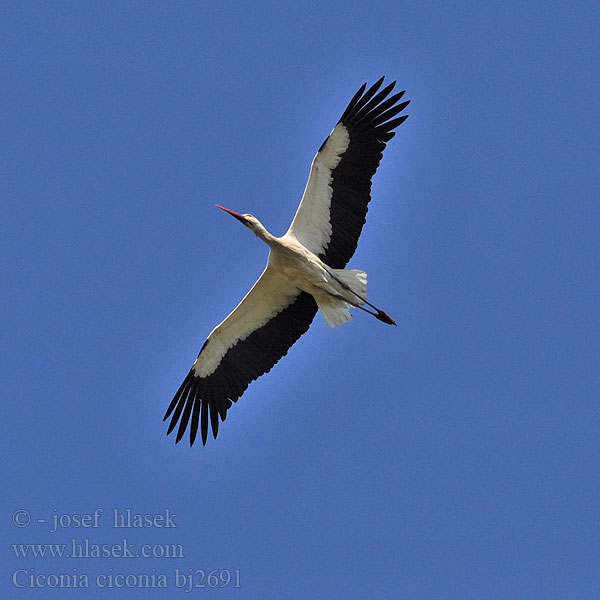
[165,77,409,446]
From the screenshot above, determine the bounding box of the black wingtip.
[164,372,193,421]
[166,416,179,436]
[189,399,200,446]
[175,422,186,444]
[201,397,209,445]
[163,391,181,422]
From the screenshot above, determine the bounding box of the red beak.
[215,204,247,224]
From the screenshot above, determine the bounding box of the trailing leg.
[331,268,397,326]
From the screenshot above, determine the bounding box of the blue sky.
[2,2,598,598]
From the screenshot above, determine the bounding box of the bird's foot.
[376,310,397,326]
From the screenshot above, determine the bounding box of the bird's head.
[216,205,263,235]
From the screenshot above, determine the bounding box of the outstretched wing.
[287,77,409,268]
[165,266,318,446]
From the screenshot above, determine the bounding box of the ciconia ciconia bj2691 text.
[165,77,410,446]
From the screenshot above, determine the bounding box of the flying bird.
[165,77,409,446]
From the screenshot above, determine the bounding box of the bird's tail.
[329,268,397,327]
[332,269,368,305]
[315,295,353,328]
[314,269,368,328]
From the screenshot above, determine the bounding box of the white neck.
[250,219,278,247]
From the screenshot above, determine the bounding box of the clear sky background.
[2,2,598,598]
